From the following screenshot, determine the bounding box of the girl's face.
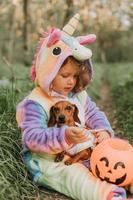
[52,59,79,96]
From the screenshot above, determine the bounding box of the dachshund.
[48,100,93,165]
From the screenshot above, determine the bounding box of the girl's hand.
[95,131,110,144]
[65,127,89,145]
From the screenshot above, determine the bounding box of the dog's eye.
[53,107,59,114]
[65,106,72,111]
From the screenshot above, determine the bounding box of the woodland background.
[0,0,133,199]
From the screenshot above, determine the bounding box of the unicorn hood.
[31,14,96,95]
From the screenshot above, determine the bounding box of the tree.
[23,0,30,65]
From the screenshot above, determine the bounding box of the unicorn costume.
[16,14,127,200]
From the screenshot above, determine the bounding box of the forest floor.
[98,77,117,132]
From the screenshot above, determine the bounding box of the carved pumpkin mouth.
[95,165,127,185]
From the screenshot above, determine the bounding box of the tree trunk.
[101,50,107,63]
[23,0,30,65]
[99,39,107,63]
[7,5,16,62]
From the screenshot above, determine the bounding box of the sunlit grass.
[107,62,133,143]
[106,62,133,88]
[0,110,39,200]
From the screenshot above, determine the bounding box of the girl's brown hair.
[62,56,92,93]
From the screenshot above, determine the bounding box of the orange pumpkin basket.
[90,138,133,186]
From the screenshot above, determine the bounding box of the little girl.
[16,14,129,200]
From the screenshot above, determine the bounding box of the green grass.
[106,62,133,89]
[0,86,39,199]
[110,80,133,143]
[87,63,105,101]
[106,62,133,143]
[0,113,38,199]
[0,61,33,100]
[0,62,39,199]
[0,61,29,80]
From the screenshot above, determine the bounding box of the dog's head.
[48,101,81,127]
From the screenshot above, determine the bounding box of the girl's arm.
[16,100,72,154]
[84,96,114,136]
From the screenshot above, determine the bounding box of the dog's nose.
[58,115,65,122]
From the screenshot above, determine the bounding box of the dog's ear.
[73,105,81,124]
[48,106,56,127]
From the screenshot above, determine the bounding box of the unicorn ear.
[62,13,80,36]
[47,28,61,47]
[76,34,96,45]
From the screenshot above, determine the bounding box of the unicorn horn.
[62,13,80,35]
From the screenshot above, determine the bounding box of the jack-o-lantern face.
[90,138,133,186]
[95,157,127,185]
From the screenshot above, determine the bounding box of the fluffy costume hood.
[31,14,96,95]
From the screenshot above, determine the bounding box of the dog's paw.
[64,158,73,165]
[55,153,65,162]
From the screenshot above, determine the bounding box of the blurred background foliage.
[0,0,133,65]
